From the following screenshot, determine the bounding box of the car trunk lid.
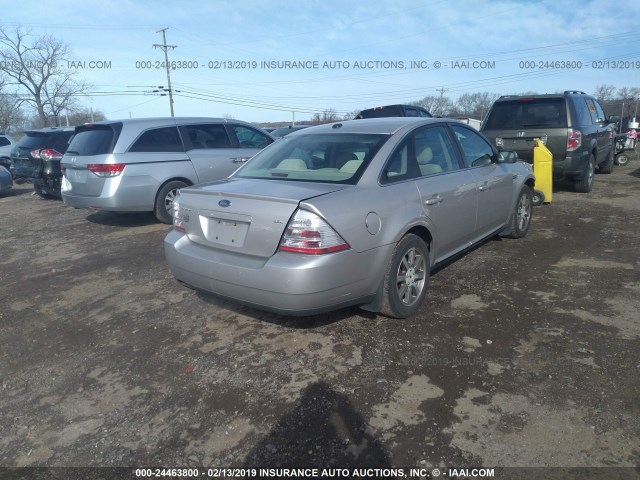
[177,179,348,258]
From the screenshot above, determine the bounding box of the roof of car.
[287,117,463,135]
[496,91,594,101]
[81,117,250,128]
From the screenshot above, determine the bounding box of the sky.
[1,0,639,123]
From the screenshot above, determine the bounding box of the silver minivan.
[61,117,274,223]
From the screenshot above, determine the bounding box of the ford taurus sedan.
[164,118,535,318]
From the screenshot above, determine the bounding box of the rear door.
[588,98,613,162]
[385,125,478,262]
[451,124,514,237]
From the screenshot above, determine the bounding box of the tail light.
[87,163,125,177]
[39,149,63,161]
[567,129,581,151]
[279,209,349,255]
[172,193,185,232]
[30,149,42,158]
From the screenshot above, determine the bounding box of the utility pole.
[436,87,448,116]
[153,28,177,117]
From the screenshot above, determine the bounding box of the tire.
[154,180,188,224]
[532,189,545,207]
[574,155,595,193]
[33,181,53,199]
[598,148,615,174]
[503,185,533,239]
[615,153,629,167]
[380,234,430,319]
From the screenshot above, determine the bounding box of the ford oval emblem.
[218,199,231,207]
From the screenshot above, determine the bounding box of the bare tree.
[311,108,340,125]
[410,95,454,116]
[65,107,106,126]
[0,26,89,128]
[593,84,617,103]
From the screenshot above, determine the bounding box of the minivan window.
[230,125,272,149]
[67,125,119,156]
[129,126,183,153]
[0,137,10,147]
[484,98,567,129]
[182,124,231,149]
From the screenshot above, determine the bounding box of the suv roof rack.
[564,90,586,95]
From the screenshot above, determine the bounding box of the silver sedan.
[164,118,535,318]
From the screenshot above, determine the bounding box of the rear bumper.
[61,175,157,211]
[552,152,588,177]
[164,230,390,316]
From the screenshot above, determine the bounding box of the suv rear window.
[67,124,122,156]
[17,131,74,152]
[484,98,567,129]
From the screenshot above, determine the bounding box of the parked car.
[269,125,310,138]
[0,165,12,194]
[165,117,534,318]
[9,128,75,198]
[0,134,16,172]
[354,104,432,119]
[481,91,616,193]
[61,117,274,223]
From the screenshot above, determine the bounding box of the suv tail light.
[279,209,349,255]
[30,149,42,159]
[87,163,125,177]
[567,129,581,151]
[39,149,63,161]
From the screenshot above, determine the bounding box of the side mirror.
[497,150,518,163]
[608,115,621,126]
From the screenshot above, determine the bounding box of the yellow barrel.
[532,139,552,204]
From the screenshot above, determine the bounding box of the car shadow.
[242,381,394,469]
[628,166,640,178]
[0,185,33,198]
[195,289,372,328]
[84,210,161,227]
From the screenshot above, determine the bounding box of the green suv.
[481,91,616,192]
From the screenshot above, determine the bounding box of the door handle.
[231,157,249,163]
[424,195,443,205]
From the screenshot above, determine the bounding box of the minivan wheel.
[380,234,430,319]
[154,180,188,224]
[574,155,595,193]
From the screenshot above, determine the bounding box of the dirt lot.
[1,164,639,476]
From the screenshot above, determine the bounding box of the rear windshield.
[17,131,74,152]
[67,124,122,156]
[234,133,390,184]
[484,98,567,130]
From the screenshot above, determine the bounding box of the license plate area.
[65,168,88,183]
[199,210,251,247]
